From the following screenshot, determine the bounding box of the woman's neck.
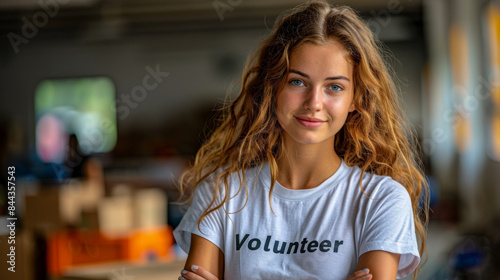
[276,139,341,190]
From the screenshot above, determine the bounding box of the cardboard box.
[97,196,134,237]
[97,187,168,237]
[24,180,104,233]
[134,188,167,229]
[24,188,66,233]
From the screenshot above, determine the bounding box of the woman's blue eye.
[329,84,343,92]
[290,79,304,86]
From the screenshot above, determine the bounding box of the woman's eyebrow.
[289,69,350,82]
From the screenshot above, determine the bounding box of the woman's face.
[276,40,355,147]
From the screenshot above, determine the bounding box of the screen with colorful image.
[34,77,117,163]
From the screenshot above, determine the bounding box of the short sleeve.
[359,181,420,279]
[173,180,225,254]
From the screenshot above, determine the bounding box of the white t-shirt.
[174,159,420,279]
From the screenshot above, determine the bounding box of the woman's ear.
[348,103,356,112]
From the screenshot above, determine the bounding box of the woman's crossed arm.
[179,234,399,280]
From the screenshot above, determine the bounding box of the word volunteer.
[235,234,344,254]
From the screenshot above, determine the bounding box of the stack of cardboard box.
[0,177,173,279]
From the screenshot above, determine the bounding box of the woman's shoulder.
[342,161,410,200]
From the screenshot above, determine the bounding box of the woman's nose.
[304,86,323,111]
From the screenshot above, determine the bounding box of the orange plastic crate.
[47,226,175,276]
[47,230,128,276]
[128,226,175,263]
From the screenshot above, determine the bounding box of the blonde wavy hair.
[179,0,428,278]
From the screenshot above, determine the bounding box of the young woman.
[173,1,428,279]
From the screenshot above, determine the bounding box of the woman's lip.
[295,116,325,122]
[294,116,325,128]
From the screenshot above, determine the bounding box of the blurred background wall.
[0,0,499,279]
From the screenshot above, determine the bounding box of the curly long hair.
[179,0,428,278]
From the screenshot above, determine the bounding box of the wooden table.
[59,259,185,280]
